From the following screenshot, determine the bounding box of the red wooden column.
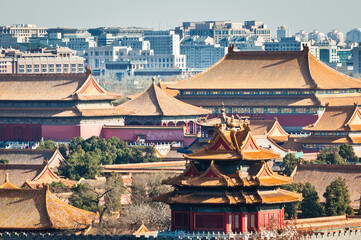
[189,212,194,233]
[256,212,261,232]
[185,121,189,134]
[171,210,174,231]
[280,208,284,229]
[225,213,231,233]
[241,213,246,234]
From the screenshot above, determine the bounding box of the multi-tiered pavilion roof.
[155,120,301,233]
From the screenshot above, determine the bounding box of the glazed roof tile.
[116,80,211,117]
[0,187,96,230]
[0,73,120,101]
[170,49,361,90]
[185,123,280,161]
[303,104,361,132]
[155,188,301,205]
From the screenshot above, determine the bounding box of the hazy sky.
[1,0,360,36]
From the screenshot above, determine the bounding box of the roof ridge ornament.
[152,76,156,84]
[228,44,235,53]
[85,65,92,75]
[302,43,309,53]
[5,173,9,182]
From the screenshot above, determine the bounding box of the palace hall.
[168,45,361,132]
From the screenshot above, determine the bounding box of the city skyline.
[1,0,360,36]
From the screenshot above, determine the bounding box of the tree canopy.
[69,173,125,224]
[282,182,325,219]
[281,153,298,176]
[323,177,353,216]
[310,144,359,165]
[59,136,161,180]
[37,139,57,150]
[301,182,324,218]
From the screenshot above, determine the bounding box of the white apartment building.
[0,47,85,74]
[0,58,12,73]
[277,26,291,40]
[0,24,47,47]
[352,46,361,76]
[87,45,186,72]
[265,37,305,51]
[346,28,361,43]
[144,30,180,55]
[181,36,227,68]
[87,46,129,69]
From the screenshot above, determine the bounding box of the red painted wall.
[102,127,196,146]
[80,124,104,140]
[42,125,80,141]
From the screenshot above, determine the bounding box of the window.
[19,65,24,69]
[63,64,69,67]
[26,68,32,73]
[71,64,76,67]
[195,214,223,230]
[71,68,76,72]
[77,64,83,68]
[41,64,47,68]
[174,212,189,228]
[56,64,61,68]
[41,68,47,73]
[34,64,39,68]
[19,69,24,73]
[49,64,54,68]
[26,64,32,68]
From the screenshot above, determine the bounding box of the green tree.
[323,177,353,216]
[70,183,98,213]
[59,136,161,180]
[0,159,9,164]
[58,143,68,159]
[301,182,324,218]
[37,140,57,150]
[313,147,347,165]
[281,183,304,219]
[69,173,125,224]
[339,144,359,164]
[281,153,298,176]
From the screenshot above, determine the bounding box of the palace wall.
[101,127,196,146]
[42,125,80,141]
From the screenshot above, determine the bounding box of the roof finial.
[228,44,235,53]
[5,173,9,182]
[151,76,156,84]
[302,43,309,53]
[85,65,92,75]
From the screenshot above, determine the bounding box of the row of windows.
[19,68,83,73]
[19,64,83,69]
[181,89,359,96]
[208,107,320,114]
[313,132,348,136]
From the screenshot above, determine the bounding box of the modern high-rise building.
[144,30,180,55]
[265,37,304,51]
[175,21,271,44]
[346,28,361,43]
[327,29,344,42]
[352,45,361,76]
[277,26,291,40]
[180,36,227,68]
[0,24,47,48]
[0,47,84,74]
